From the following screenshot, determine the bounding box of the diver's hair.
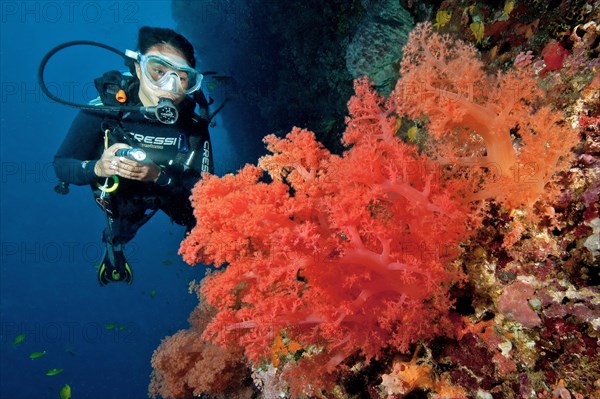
[137,26,196,68]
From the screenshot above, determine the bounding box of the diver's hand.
[123,160,161,182]
[94,143,160,182]
[94,143,130,178]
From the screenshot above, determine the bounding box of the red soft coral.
[394,22,578,210]
[179,77,473,396]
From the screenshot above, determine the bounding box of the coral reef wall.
[346,0,414,95]
[157,1,600,398]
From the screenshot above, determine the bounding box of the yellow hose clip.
[96,128,120,193]
[96,175,120,193]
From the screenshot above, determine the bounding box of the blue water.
[0,2,236,398]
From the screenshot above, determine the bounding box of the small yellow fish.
[12,333,26,345]
[470,21,486,44]
[29,351,47,359]
[59,384,71,399]
[395,118,402,132]
[150,290,157,299]
[46,368,64,376]
[434,10,452,29]
[105,323,116,330]
[504,0,515,16]
[118,325,126,331]
[407,126,418,142]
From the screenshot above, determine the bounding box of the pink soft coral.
[394,22,578,209]
[179,77,472,396]
[148,301,253,399]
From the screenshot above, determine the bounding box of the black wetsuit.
[53,96,213,246]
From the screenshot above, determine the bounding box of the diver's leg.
[97,194,150,285]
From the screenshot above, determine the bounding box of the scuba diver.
[49,27,215,286]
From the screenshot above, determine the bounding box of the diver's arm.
[53,110,105,185]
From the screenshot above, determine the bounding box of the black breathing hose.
[38,39,181,124]
[37,40,144,113]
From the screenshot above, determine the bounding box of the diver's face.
[135,44,190,106]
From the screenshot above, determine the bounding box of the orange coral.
[381,351,467,398]
[381,352,434,395]
[270,333,302,368]
[394,22,578,210]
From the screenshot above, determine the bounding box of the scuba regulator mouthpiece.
[115,148,147,162]
[141,98,178,124]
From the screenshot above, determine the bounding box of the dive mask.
[125,49,203,95]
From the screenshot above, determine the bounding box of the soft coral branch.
[394,22,578,209]
[179,76,471,396]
